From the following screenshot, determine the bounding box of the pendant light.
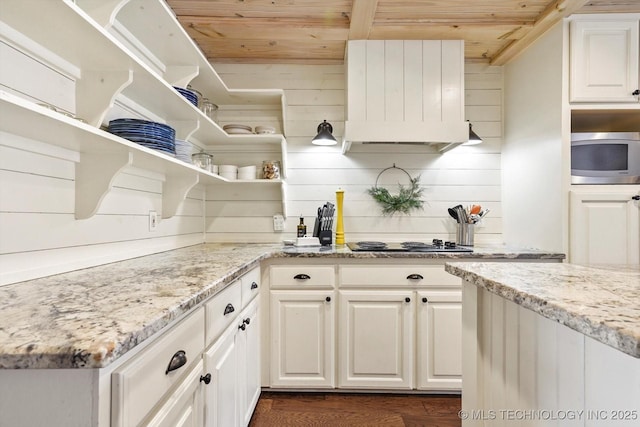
[463,121,483,146]
[312,120,337,145]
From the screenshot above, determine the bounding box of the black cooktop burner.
[347,240,473,253]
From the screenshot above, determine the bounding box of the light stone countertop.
[444,262,640,358]
[0,243,564,369]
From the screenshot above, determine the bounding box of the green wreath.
[367,165,425,216]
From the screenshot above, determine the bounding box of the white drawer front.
[339,265,460,287]
[112,308,205,427]
[205,282,242,346]
[269,265,335,289]
[241,267,260,308]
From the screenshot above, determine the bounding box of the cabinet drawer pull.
[239,323,246,331]
[250,281,259,289]
[406,274,424,280]
[422,297,428,303]
[633,89,640,96]
[632,195,640,201]
[165,350,187,375]
[223,303,235,316]
[405,297,411,303]
[200,373,212,384]
[325,296,331,302]
[244,317,251,325]
[294,273,311,280]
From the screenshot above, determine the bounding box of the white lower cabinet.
[569,187,640,264]
[338,290,414,389]
[146,360,205,427]
[111,308,206,427]
[270,290,335,388]
[238,300,261,426]
[416,291,462,390]
[204,276,261,427]
[266,262,464,392]
[205,321,240,427]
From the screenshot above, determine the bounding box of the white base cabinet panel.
[270,290,335,388]
[238,300,261,427]
[462,281,640,427]
[416,291,462,390]
[338,290,414,389]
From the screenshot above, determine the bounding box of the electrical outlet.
[149,211,158,231]
[273,214,284,232]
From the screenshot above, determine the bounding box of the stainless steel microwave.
[571,132,640,184]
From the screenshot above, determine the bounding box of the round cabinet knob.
[422,297,428,303]
[250,282,258,290]
[632,89,640,96]
[200,373,212,384]
[405,297,411,303]
[325,296,331,302]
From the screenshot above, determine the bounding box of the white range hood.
[343,40,468,153]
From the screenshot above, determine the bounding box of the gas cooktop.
[347,240,473,253]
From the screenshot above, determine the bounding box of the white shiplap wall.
[0,44,205,286]
[208,63,504,244]
[0,50,503,285]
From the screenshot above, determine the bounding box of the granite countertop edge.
[0,243,565,370]
[444,262,640,359]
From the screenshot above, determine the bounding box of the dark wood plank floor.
[249,392,462,426]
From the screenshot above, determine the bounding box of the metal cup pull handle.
[223,303,235,316]
[406,274,424,280]
[294,274,311,280]
[166,350,187,374]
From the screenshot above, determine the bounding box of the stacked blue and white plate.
[108,118,176,156]
[173,87,198,107]
[175,139,193,163]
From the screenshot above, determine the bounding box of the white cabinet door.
[570,19,640,103]
[145,360,205,427]
[416,291,462,390]
[338,290,414,389]
[237,299,261,426]
[270,290,335,388]
[570,189,640,264]
[204,323,239,427]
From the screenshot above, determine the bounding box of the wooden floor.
[249,391,462,427]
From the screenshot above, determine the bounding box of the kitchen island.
[445,262,640,426]
[0,243,564,426]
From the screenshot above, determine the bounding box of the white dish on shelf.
[255,126,275,134]
[225,128,253,135]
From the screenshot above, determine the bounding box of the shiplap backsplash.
[0,51,503,286]
[208,63,503,244]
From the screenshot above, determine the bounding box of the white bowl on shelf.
[218,165,238,173]
[255,125,275,134]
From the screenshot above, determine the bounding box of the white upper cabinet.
[570,15,640,104]
[343,40,467,153]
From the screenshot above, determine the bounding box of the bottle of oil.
[297,216,307,237]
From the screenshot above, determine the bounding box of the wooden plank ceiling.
[166,0,640,65]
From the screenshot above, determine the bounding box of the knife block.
[318,229,332,246]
